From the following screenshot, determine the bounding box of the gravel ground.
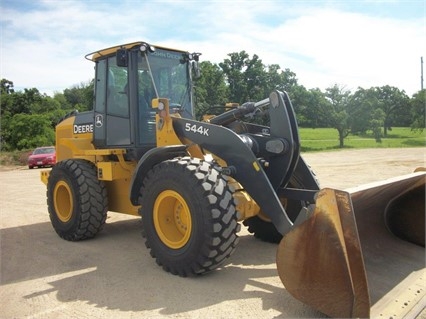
[0,148,424,319]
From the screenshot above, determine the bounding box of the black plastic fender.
[129,145,188,205]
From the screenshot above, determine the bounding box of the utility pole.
[421,56,424,91]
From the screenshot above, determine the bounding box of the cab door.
[93,56,131,148]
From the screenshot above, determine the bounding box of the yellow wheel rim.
[153,190,192,249]
[53,181,73,222]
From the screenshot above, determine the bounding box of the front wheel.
[139,157,240,277]
[47,159,108,241]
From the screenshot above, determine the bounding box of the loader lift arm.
[173,90,319,235]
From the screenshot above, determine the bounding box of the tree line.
[1,51,425,151]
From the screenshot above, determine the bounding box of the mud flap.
[276,188,370,318]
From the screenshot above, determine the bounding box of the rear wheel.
[139,157,240,276]
[243,179,311,243]
[47,159,108,241]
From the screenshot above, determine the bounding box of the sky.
[1,0,425,97]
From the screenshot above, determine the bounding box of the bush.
[0,150,32,166]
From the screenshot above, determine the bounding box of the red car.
[28,146,56,169]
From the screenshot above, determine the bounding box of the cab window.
[107,56,129,117]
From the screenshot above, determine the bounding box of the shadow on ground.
[1,218,321,318]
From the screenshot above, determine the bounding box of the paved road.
[1,148,424,318]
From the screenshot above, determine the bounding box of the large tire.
[139,157,240,277]
[47,159,108,241]
[243,178,312,244]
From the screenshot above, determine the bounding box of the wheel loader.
[41,41,425,318]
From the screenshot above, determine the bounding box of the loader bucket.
[346,170,425,318]
[276,188,370,318]
[276,170,425,318]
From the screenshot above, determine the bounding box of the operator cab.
[87,42,200,160]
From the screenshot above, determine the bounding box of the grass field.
[299,127,425,152]
[1,127,425,166]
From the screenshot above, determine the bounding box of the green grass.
[299,127,426,152]
[0,128,424,166]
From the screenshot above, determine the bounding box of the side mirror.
[116,48,128,67]
[192,61,201,79]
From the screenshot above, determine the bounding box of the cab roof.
[85,41,188,62]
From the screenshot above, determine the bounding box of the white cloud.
[270,8,426,94]
[197,5,425,95]
[0,0,424,96]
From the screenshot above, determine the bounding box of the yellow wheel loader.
[41,41,425,318]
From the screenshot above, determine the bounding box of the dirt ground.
[0,148,425,319]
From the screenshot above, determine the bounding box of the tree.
[347,87,377,134]
[0,79,15,118]
[0,87,55,118]
[1,88,39,116]
[410,89,426,131]
[0,80,69,150]
[243,53,266,101]
[373,86,409,136]
[1,52,422,153]
[369,108,386,142]
[193,61,229,119]
[277,68,300,94]
[219,51,266,104]
[62,80,94,111]
[263,66,308,123]
[287,86,318,127]
[322,84,352,148]
[262,64,282,95]
[1,79,14,94]
[5,113,55,150]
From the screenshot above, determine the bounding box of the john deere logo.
[95,114,103,128]
[73,124,93,134]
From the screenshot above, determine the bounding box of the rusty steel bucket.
[276,170,425,318]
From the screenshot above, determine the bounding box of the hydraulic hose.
[209,102,256,126]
